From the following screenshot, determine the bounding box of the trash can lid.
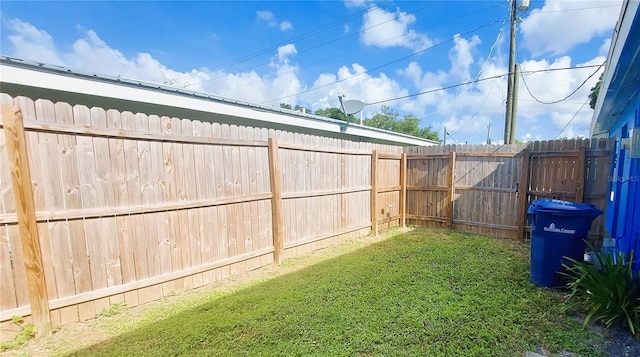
[527,199,603,217]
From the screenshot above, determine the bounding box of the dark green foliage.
[588,72,604,110]
[314,105,441,141]
[561,249,640,336]
[363,106,440,141]
[280,103,311,114]
[314,106,355,123]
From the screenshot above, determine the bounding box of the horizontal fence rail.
[0,93,613,336]
[0,95,402,333]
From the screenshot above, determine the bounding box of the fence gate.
[404,145,530,239]
[452,151,528,239]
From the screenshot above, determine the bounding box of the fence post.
[2,105,51,335]
[517,148,530,240]
[267,138,284,264]
[371,150,378,236]
[447,151,456,229]
[400,152,407,229]
[576,146,586,202]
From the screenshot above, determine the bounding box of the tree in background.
[363,106,440,141]
[282,103,440,141]
[313,107,358,123]
[588,73,604,110]
[280,103,311,113]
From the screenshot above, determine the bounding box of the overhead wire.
[261,19,505,104]
[519,61,605,104]
[426,2,510,142]
[534,4,621,14]
[419,4,509,120]
[365,63,605,107]
[170,1,395,84]
[185,0,447,88]
[461,108,502,144]
[553,97,590,139]
[188,1,501,92]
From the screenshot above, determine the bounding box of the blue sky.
[0,0,622,144]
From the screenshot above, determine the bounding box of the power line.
[173,0,452,86]
[365,63,603,107]
[519,62,605,104]
[535,4,621,14]
[553,97,590,139]
[433,5,510,140]
[520,64,603,74]
[170,1,394,84]
[181,1,501,90]
[420,5,509,120]
[261,19,505,105]
[185,1,451,89]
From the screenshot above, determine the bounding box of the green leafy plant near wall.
[561,249,640,337]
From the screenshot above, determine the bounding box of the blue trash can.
[528,199,602,288]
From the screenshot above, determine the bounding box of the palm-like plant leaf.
[560,247,640,337]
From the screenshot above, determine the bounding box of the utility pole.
[443,126,447,146]
[504,0,529,144]
[509,63,521,144]
[504,0,517,144]
[487,123,492,145]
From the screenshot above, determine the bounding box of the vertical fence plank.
[576,146,586,203]
[2,105,50,335]
[517,148,530,240]
[448,152,456,229]
[400,153,407,228]
[268,138,284,264]
[371,150,378,236]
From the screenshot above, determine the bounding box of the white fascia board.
[0,63,437,146]
[591,0,639,136]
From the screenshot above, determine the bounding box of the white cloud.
[280,21,293,31]
[598,38,611,56]
[360,6,432,51]
[256,10,276,25]
[276,44,297,63]
[6,19,63,65]
[344,0,369,9]
[393,28,606,143]
[2,16,610,142]
[520,0,621,56]
[306,63,407,115]
[514,55,605,139]
[449,34,481,82]
[2,18,305,105]
[257,10,293,32]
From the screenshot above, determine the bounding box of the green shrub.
[561,249,640,337]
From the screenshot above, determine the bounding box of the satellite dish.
[338,96,366,115]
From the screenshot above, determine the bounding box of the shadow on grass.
[66,229,603,357]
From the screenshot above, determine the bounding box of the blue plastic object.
[528,199,603,287]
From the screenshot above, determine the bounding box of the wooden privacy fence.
[0,94,613,335]
[405,139,613,241]
[0,96,401,334]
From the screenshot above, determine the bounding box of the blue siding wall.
[607,95,640,274]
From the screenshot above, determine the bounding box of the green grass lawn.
[53,228,602,356]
